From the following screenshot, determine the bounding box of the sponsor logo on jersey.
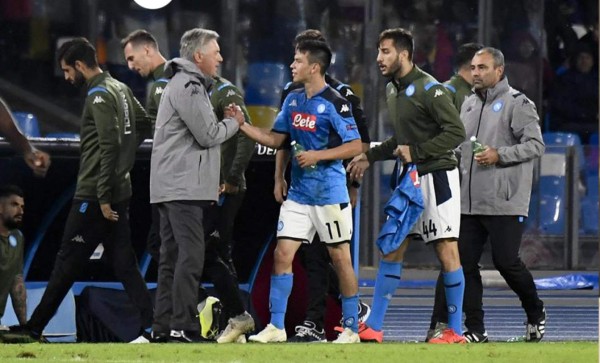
[288,99,297,107]
[292,112,317,131]
[340,104,350,113]
[434,89,444,98]
[405,84,415,96]
[92,96,105,104]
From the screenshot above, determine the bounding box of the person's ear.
[74,60,85,73]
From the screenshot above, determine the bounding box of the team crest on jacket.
[492,100,504,112]
[405,84,415,97]
[317,104,326,113]
[8,235,17,247]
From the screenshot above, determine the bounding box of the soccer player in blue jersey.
[240,40,363,343]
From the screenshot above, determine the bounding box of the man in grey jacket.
[459,47,546,342]
[149,28,245,342]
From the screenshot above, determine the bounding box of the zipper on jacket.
[468,93,486,213]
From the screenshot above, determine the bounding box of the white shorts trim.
[276,199,353,244]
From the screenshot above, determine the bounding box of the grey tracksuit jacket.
[459,77,545,216]
[150,58,239,203]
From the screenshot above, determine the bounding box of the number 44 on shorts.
[422,219,437,238]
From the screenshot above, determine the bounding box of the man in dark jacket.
[1,38,154,343]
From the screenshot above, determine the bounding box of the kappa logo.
[433,89,444,98]
[345,89,354,97]
[445,226,452,232]
[340,104,350,113]
[288,99,297,107]
[71,235,85,243]
[154,86,163,95]
[92,96,105,104]
[226,89,236,97]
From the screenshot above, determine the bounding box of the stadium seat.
[581,195,598,235]
[245,62,289,106]
[3,286,77,342]
[246,105,279,129]
[585,132,598,175]
[542,131,584,170]
[537,194,565,234]
[12,112,41,137]
[45,132,80,140]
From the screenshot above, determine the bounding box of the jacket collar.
[163,57,214,90]
[391,65,421,90]
[151,63,166,81]
[475,76,509,103]
[86,72,110,90]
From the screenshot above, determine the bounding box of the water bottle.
[470,136,486,155]
[291,141,316,170]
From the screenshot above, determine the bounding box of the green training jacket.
[210,76,256,190]
[444,74,473,112]
[77,72,151,204]
[367,66,465,175]
[146,63,168,128]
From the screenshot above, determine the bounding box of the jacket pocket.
[495,169,510,201]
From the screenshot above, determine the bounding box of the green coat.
[210,76,255,190]
[367,66,465,175]
[77,72,151,204]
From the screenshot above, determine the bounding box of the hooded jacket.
[459,77,545,216]
[150,58,239,203]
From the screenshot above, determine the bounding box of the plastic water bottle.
[291,141,316,170]
[470,136,486,155]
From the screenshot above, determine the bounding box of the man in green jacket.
[427,42,484,342]
[1,38,153,343]
[121,29,167,264]
[347,28,466,344]
[209,75,255,274]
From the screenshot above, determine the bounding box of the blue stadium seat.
[538,194,565,234]
[12,112,41,137]
[581,195,598,235]
[585,132,598,175]
[245,62,290,106]
[3,287,76,342]
[542,132,584,170]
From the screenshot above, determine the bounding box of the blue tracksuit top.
[376,163,425,254]
[272,85,360,206]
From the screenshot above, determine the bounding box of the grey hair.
[179,28,219,61]
[477,47,505,68]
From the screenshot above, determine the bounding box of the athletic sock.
[341,294,359,332]
[443,267,465,335]
[365,261,403,331]
[269,273,293,329]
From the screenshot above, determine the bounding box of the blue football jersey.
[273,85,359,205]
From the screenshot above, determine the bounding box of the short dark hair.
[294,29,327,46]
[455,42,484,69]
[57,37,98,68]
[378,28,414,61]
[0,185,23,200]
[121,29,159,50]
[296,40,332,75]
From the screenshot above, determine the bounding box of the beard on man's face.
[72,71,85,88]
[3,216,22,230]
